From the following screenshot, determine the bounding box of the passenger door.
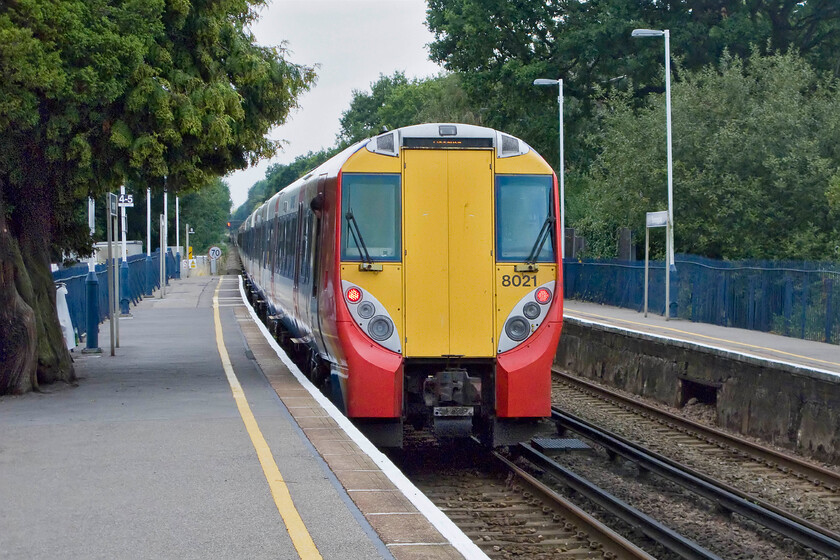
[403,150,494,357]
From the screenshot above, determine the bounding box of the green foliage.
[232,148,338,223]
[181,178,231,253]
[0,0,316,255]
[337,72,480,146]
[577,52,840,260]
[425,0,840,172]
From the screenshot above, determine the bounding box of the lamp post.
[631,28,674,268]
[533,78,565,258]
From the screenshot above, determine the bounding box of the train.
[238,123,563,446]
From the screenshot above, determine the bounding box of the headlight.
[368,316,394,341]
[505,316,530,341]
[523,302,540,320]
[357,301,375,319]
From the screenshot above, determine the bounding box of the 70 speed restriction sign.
[209,246,222,260]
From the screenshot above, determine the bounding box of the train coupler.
[423,368,481,438]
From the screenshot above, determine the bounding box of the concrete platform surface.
[564,299,840,378]
[0,275,485,560]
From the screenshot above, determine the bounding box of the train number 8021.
[501,274,537,287]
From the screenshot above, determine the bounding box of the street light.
[533,78,565,259]
[632,28,674,268]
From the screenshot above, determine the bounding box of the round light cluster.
[500,282,555,353]
[343,283,398,351]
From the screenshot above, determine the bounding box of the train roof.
[364,123,532,159]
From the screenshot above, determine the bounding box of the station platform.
[0,275,486,560]
[564,299,840,378]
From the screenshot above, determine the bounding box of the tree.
[232,148,338,224]
[0,0,315,394]
[337,72,480,146]
[574,52,840,260]
[424,0,840,169]
[181,178,232,254]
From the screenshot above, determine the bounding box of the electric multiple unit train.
[238,123,563,446]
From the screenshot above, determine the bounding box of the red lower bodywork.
[336,319,403,418]
[495,317,562,417]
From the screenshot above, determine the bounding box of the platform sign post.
[106,193,118,355]
[209,246,221,275]
[645,210,671,320]
[118,187,133,316]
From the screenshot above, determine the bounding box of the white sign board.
[189,259,197,269]
[208,246,222,260]
[646,210,668,228]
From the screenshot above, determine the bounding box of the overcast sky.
[225,0,442,209]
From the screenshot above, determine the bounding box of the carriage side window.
[495,175,554,262]
[340,174,401,262]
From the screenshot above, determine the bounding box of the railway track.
[552,369,840,490]
[398,436,657,559]
[551,369,840,556]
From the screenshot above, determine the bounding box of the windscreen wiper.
[345,210,382,271]
[516,214,555,272]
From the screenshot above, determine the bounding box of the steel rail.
[551,408,840,559]
[514,444,722,560]
[490,451,656,560]
[551,403,840,543]
[553,369,840,489]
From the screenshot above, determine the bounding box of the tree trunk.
[0,170,75,395]
[0,206,38,394]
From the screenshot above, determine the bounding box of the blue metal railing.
[53,249,178,340]
[563,255,840,344]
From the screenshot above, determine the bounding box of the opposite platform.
[560,299,840,462]
[0,275,485,560]
[564,299,840,378]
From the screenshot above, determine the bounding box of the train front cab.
[335,125,563,447]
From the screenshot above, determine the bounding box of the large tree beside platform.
[0,0,314,394]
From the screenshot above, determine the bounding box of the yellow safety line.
[212,279,322,560]
[567,309,840,369]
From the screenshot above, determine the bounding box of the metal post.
[644,227,649,317]
[113,210,120,347]
[163,189,169,285]
[145,187,153,296]
[665,219,671,321]
[558,79,565,259]
[159,214,166,298]
[119,185,130,316]
[664,30,675,269]
[175,196,181,279]
[106,194,116,356]
[83,197,101,353]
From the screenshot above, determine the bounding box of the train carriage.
[239,123,563,446]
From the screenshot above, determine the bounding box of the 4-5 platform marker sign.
[118,193,134,207]
[209,246,222,260]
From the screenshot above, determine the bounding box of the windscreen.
[496,175,554,262]
[341,174,401,261]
